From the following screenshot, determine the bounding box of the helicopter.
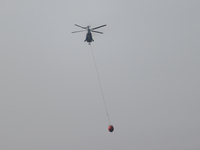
[72,24,106,45]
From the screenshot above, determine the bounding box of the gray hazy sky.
[0,0,200,150]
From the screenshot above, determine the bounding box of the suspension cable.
[90,45,111,125]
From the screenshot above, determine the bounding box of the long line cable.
[90,45,111,125]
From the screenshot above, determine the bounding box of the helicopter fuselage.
[84,29,94,45]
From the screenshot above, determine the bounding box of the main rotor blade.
[72,30,85,33]
[91,30,103,34]
[91,24,106,30]
[75,24,86,29]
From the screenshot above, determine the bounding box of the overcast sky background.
[0,0,200,150]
